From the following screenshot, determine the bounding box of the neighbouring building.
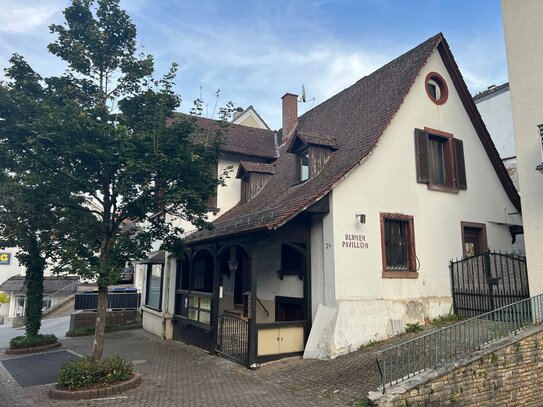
[139,33,522,365]
[232,105,271,130]
[0,275,79,318]
[502,0,543,295]
[136,109,276,339]
[473,83,518,186]
[473,84,525,255]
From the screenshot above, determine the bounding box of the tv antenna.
[299,84,315,104]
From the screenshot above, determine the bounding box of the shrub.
[405,322,424,333]
[58,355,133,389]
[9,334,57,349]
[0,292,10,304]
[429,313,465,328]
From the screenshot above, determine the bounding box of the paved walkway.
[0,328,437,407]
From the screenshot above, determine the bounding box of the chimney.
[232,107,244,121]
[281,93,298,143]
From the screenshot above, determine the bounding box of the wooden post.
[211,242,220,353]
[247,240,258,367]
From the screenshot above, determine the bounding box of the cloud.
[0,1,65,34]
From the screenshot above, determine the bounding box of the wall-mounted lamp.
[356,213,366,225]
[228,258,238,274]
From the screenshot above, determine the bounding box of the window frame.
[415,127,466,192]
[145,263,164,311]
[425,72,448,105]
[380,213,418,279]
[297,149,310,183]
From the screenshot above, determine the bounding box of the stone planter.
[5,341,61,355]
[49,373,142,400]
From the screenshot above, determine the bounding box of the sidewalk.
[0,328,438,407]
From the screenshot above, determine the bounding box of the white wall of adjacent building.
[502,0,543,296]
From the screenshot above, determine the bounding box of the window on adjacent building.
[240,175,250,203]
[298,151,309,182]
[145,264,163,310]
[380,213,417,277]
[415,128,466,191]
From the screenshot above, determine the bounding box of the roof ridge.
[296,33,443,123]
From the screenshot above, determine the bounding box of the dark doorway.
[461,222,488,258]
[275,296,304,322]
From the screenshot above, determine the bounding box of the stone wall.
[370,326,543,407]
[70,310,140,330]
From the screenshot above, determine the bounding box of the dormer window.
[299,151,309,182]
[236,161,276,202]
[287,131,338,184]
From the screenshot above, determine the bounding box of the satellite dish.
[301,84,307,103]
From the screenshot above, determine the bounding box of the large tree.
[0,56,98,339]
[0,0,228,360]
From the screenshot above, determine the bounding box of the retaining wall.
[369,325,543,407]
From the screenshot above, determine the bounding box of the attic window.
[299,151,309,182]
[425,72,448,105]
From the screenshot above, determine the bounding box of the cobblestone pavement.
[0,328,439,407]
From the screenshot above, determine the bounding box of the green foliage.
[358,339,378,351]
[405,322,424,334]
[9,334,57,349]
[1,0,232,360]
[66,323,140,336]
[58,355,133,389]
[0,293,9,304]
[429,313,465,328]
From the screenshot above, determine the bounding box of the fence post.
[483,252,495,312]
[450,260,457,314]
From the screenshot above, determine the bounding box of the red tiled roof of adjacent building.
[174,115,277,160]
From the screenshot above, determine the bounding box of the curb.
[65,324,143,337]
[5,341,61,355]
[49,373,142,400]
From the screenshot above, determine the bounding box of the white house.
[502,0,543,296]
[139,33,522,365]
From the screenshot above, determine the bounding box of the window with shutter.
[414,127,466,192]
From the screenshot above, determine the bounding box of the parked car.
[117,266,134,284]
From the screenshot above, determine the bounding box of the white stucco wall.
[475,86,515,159]
[309,49,522,356]
[502,0,543,296]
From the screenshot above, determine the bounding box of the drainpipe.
[161,251,171,340]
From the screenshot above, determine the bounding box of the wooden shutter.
[414,129,430,183]
[453,138,467,190]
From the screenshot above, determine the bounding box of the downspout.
[162,251,171,340]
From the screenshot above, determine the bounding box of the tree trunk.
[92,283,108,361]
[25,236,45,338]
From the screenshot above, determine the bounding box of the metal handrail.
[377,294,543,393]
[43,280,79,311]
[256,297,270,317]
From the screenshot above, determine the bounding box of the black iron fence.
[450,251,528,317]
[74,290,141,311]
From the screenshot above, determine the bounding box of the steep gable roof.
[187,33,520,243]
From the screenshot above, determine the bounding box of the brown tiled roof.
[287,131,338,152]
[0,276,79,293]
[236,161,276,178]
[174,115,277,160]
[187,33,521,243]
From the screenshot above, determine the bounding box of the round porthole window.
[425,72,448,105]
